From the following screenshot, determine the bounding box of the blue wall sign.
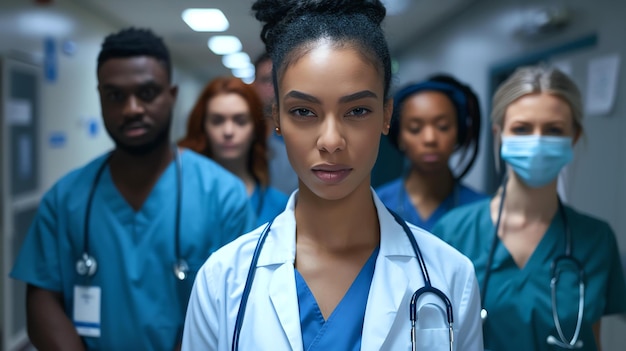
[44,37,58,83]
[48,131,67,148]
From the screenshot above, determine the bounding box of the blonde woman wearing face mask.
[433,66,626,351]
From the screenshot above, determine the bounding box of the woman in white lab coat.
[182,0,483,350]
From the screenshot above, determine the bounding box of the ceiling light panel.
[222,52,251,69]
[232,65,255,79]
[182,9,229,32]
[208,35,242,55]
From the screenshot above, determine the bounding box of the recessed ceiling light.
[241,76,254,84]
[182,9,229,32]
[222,52,251,69]
[208,35,242,55]
[232,64,255,79]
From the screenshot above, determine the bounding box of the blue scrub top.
[432,199,626,351]
[10,149,256,350]
[295,247,379,350]
[375,178,486,231]
[250,185,289,227]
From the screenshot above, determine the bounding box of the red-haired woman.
[179,76,288,227]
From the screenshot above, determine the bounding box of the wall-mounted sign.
[48,131,67,148]
[44,37,57,83]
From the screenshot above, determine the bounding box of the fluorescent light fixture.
[16,10,75,37]
[232,64,255,79]
[208,35,242,55]
[182,9,229,32]
[222,52,251,69]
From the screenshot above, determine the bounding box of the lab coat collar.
[364,189,416,350]
[255,191,298,267]
[269,262,303,350]
[256,188,417,267]
[257,188,420,350]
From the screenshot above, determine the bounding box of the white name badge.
[73,286,101,337]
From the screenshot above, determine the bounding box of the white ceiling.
[70,0,476,81]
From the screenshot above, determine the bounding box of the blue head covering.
[387,76,482,180]
[388,80,469,149]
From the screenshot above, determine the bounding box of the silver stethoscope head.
[173,259,189,281]
[76,253,98,277]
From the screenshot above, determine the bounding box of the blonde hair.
[491,65,583,132]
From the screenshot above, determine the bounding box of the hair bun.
[252,0,386,48]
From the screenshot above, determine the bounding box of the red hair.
[178,76,269,186]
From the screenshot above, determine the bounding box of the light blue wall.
[0,0,204,191]
[394,0,626,348]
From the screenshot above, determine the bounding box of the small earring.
[275,127,281,134]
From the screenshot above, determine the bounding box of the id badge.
[73,285,101,337]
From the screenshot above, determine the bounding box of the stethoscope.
[76,146,190,281]
[481,175,585,349]
[231,209,454,351]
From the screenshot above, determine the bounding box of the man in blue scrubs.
[10,28,255,350]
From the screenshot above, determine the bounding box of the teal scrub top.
[250,185,288,227]
[10,149,256,350]
[432,199,626,351]
[375,178,487,231]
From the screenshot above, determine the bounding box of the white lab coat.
[182,190,484,351]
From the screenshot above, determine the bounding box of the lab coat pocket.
[414,328,451,351]
[413,304,452,351]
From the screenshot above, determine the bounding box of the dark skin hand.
[26,284,86,351]
[27,285,183,350]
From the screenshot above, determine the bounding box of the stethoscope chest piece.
[76,253,97,277]
[173,259,189,281]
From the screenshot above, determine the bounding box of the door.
[1,57,41,351]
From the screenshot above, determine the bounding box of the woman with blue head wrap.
[376,74,486,230]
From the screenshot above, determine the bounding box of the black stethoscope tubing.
[231,208,454,351]
[78,146,186,280]
[481,174,573,317]
[480,175,508,320]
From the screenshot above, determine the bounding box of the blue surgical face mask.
[501,135,573,188]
